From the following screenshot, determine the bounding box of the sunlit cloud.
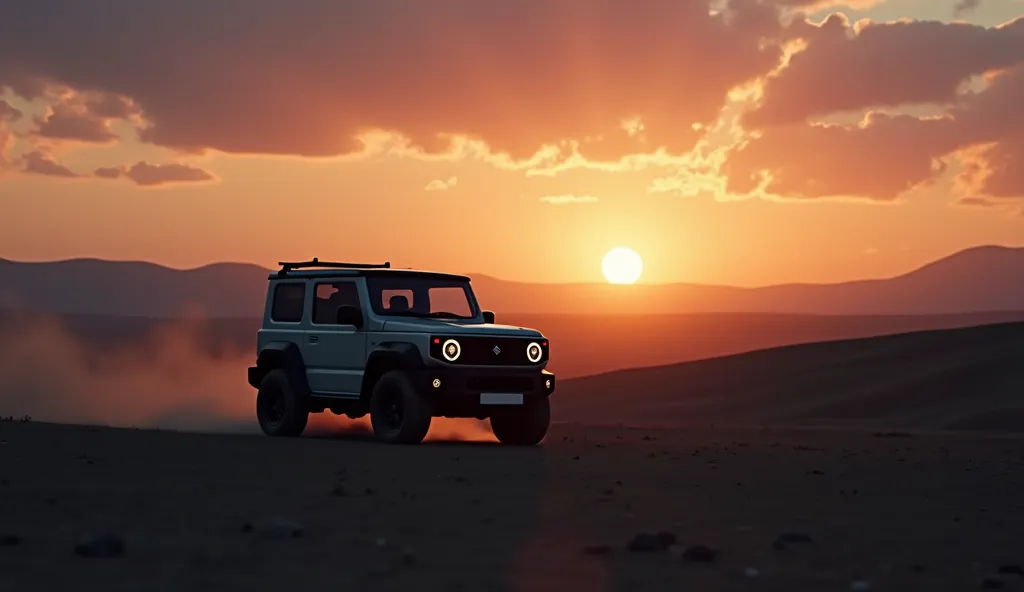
[538,195,599,205]
[424,176,458,191]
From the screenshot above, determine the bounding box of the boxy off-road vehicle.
[247,259,556,445]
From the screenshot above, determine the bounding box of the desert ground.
[1,319,1023,590]
[1,421,1023,591]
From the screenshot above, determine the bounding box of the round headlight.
[526,341,543,363]
[442,339,461,362]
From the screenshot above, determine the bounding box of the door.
[302,280,367,397]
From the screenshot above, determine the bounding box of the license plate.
[480,392,524,405]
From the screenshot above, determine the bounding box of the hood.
[380,318,543,337]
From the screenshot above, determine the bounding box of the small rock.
[773,532,814,549]
[401,547,416,566]
[656,531,677,547]
[627,533,670,552]
[997,564,1024,577]
[850,580,871,591]
[583,544,613,556]
[375,537,387,547]
[331,483,347,496]
[246,518,304,539]
[743,567,760,578]
[0,534,22,546]
[681,545,718,563]
[981,577,1005,589]
[74,534,125,558]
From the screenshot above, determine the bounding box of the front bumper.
[412,366,555,415]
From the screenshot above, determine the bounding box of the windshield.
[366,276,479,320]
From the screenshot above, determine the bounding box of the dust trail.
[0,314,495,441]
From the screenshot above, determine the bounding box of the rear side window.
[271,282,306,322]
[313,282,361,324]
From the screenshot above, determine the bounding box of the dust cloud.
[0,315,495,442]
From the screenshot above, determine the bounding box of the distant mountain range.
[1,245,1022,318]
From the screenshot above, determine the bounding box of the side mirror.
[482,310,495,324]
[336,305,364,328]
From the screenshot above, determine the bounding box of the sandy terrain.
[2,420,1023,591]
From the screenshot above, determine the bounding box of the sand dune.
[557,321,1024,434]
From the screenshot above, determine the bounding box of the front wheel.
[490,397,550,446]
[369,371,432,444]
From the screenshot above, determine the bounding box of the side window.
[271,282,306,323]
[380,289,414,312]
[313,282,361,324]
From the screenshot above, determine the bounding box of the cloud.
[724,61,1024,200]
[0,0,789,160]
[29,89,139,144]
[954,0,982,18]
[21,150,81,178]
[538,195,599,205]
[424,176,458,191]
[0,100,20,171]
[93,161,215,187]
[0,99,20,122]
[746,16,1024,128]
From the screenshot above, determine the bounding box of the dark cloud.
[0,0,788,159]
[93,166,122,179]
[747,17,1024,128]
[21,150,81,178]
[94,161,215,186]
[954,0,982,18]
[29,90,136,143]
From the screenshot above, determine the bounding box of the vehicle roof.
[269,268,471,282]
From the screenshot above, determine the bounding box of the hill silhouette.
[556,321,1024,433]
[1,245,1022,317]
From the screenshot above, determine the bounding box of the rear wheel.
[490,397,550,446]
[256,369,309,437]
[369,371,432,444]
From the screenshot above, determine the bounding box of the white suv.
[246,259,556,445]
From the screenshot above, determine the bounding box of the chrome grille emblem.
[492,345,502,355]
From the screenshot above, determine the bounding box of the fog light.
[545,379,552,389]
[432,378,442,388]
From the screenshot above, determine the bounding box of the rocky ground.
[1,419,1023,591]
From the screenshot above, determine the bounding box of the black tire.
[490,397,550,446]
[369,371,432,444]
[256,369,309,437]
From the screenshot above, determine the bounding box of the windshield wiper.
[425,311,472,319]
[385,311,472,320]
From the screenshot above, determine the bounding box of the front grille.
[430,335,548,366]
[466,376,535,392]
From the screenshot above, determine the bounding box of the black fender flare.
[360,342,425,400]
[249,341,311,396]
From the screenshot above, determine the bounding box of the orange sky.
[1,0,1022,287]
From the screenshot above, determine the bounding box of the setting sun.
[602,247,643,285]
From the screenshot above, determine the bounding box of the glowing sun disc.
[602,247,643,284]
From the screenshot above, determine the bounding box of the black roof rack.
[278,257,391,274]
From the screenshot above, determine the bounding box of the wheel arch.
[360,342,425,403]
[250,341,311,396]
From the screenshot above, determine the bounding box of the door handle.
[308,335,319,343]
